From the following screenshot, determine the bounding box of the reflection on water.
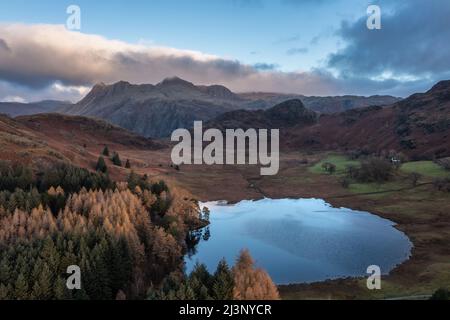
[185,198,412,285]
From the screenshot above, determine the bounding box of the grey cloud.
[328,0,450,80]
[0,23,439,102]
[253,63,279,71]
[0,39,10,52]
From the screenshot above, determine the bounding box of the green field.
[308,154,360,175]
[348,181,405,195]
[401,161,449,178]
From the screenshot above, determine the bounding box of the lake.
[185,198,412,285]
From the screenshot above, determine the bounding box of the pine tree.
[32,263,52,299]
[0,256,11,285]
[125,159,131,169]
[96,156,108,173]
[111,153,122,167]
[0,283,10,300]
[14,273,29,300]
[189,263,212,299]
[54,277,71,300]
[102,146,110,157]
[212,259,234,300]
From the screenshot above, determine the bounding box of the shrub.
[435,158,450,171]
[351,157,394,183]
[430,288,450,300]
[408,172,422,187]
[322,162,336,175]
[433,178,450,192]
[345,164,359,179]
[339,177,350,189]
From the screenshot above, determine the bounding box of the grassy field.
[308,154,360,175]
[347,181,406,195]
[401,160,449,178]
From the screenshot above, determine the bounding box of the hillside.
[283,81,450,159]
[205,99,318,130]
[60,77,399,138]
[239,92,400,113]
[0,113,163,179]
[0,100,71,117]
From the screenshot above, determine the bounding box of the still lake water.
[185,198,412,285]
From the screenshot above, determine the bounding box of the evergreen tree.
[102,146,110,157]
[111,153,122,167]
[54,277,71,300]
[212,259,234,300]
[0,283,10,300]
[96,156,108,173]
[125,159,131,169]
[189,263,213,299]
[32,263,52,299]
[14,273,29,300]
[0,256,11,284]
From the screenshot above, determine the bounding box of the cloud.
[3,95,26,103]
[286,47,309,55]
[328,0,450,82]
[253,63,279,71]
[0,39,10,52]
[0,22,439,101]
[0,80,89,103]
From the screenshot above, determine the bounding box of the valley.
[0,79,449,300]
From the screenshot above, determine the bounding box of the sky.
[0,0,449,102]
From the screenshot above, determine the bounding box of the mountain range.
[0,100,71,117]
[203,80,450,159]
[0,79,448,167]
[59,77,400,138]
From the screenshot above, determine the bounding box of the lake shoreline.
[172,151,450,299]
[187,198,412,286]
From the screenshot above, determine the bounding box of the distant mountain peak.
[428,80,450,94]
[265,99,318,126]
[94,81,106,87]
[158,76,195,87]
[269,99,307,112]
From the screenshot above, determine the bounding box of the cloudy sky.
[0,0,449,102]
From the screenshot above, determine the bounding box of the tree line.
[0,160,279,300]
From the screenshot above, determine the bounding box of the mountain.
[61,77,400,138]
[61,78,246,138]
[238,92,401,113]
[0,100,72,117]
[205,99,318,130]
[282,81,450,159]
